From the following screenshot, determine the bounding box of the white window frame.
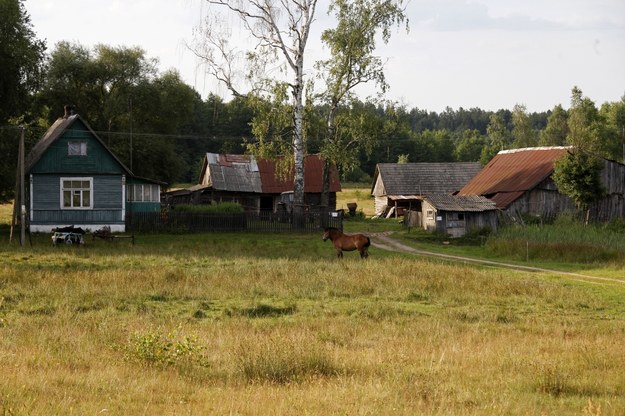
[127,184,160,203]
[426,209,434,219]
[60,177,93,209]
[67,141,87,156]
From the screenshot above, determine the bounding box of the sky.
[26,0,625,113]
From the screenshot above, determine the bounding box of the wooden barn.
[370,162,481,217]
[458,146,625,222]
[25,109,163,233]
[164,153,341,213]
[418,194,498,237]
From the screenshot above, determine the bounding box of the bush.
[125,327,205,367]
[173,202,244,214]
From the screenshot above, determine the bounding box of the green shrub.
[125,327,205,367]
[173,203,244,214]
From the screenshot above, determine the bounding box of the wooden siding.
[30,174,124,225]
[464,211,498,233]
[127,202,161,213]
[591,194,625,222]
[29,122,124,175]
[419,200,497,237]
[29,209,124,225]
[600,159,625,194]
[504,177,576,221]
[504,159,625,222]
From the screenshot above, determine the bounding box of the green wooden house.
[25,110,163,233]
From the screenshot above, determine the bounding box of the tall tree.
[316,0,407,209]
[0,0,46,122]
[566,86,603,153]
[599,96,625,162]
[553,87,606,223]
[552,150,604,224]
[539,104,568,146]
[38,42,201,184]
[39,42,157,130]
[195,0,318,219]
[0,0,46,202]
[480,113,509,165]
[511,104,536,148]
[455,129,486,162]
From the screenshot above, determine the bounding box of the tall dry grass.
[1,233,624,415]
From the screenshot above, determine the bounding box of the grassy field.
[335,182,376,217]
[1,198,625,415]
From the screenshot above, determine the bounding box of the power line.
[1,124,489,145]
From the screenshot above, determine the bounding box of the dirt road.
[370,233,624,285]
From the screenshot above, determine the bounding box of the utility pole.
[19,125,26,247]
[129,98,133,172]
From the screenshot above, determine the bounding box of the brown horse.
[322,227,370,259]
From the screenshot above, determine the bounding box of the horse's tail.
[364,236,371,248]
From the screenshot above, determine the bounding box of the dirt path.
[369,233,625,285]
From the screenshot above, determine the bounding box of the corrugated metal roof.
[372,162,481,196]
[458,146,572,209]
[425,194,497,212]
[210,163,262,193]
[203,153,341,194]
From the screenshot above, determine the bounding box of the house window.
[61,178,92,209]
[426,209,434,219]
[127,184,160,202]
[68,141,87,156]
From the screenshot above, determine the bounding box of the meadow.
[1,200,625,415]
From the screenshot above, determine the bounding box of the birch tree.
[316,0,407,209]
[194,0,318,218]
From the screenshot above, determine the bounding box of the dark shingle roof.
[372,162,481,196]
[424,194,497,212]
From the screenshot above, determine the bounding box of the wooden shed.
[371,162,482,217]
[164,153,341,213]
[418,194,498,237]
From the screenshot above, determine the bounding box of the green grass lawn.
[1,199,625,414]
[1,225,625,415]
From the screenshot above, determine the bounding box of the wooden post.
[19,126,26,247]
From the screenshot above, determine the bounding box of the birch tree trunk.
[198,0,318,225]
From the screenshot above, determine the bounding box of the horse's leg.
[337,249,343,259]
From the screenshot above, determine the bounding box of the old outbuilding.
[418,194,498,237]
[370,162,482,217]
[458,146,625,222]
[163,153,341,213]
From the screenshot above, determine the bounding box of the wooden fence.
[126,210,343,233]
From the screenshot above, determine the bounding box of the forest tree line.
[2,0,624,202]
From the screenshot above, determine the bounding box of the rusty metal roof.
[458,146,572,208]
[201,153,341,194]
